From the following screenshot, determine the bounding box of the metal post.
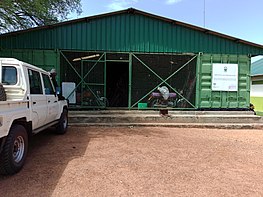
[128,53,132,109]
[81,60,84,107]
[104,52,107,100]
[195,53,202,109]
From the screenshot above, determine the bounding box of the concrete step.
[69,122,263,129]
[68,110,262,126]
[69,109,255,115]
[69,109,254,115]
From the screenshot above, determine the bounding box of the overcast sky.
[69,0,263,61]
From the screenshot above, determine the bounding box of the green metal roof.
[251,58,263,76]
[1,8,263,55]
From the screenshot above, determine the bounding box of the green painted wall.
[0,12,263,55]
[0,49,253,110]
[0,49,60,81]
[196,54,250,109]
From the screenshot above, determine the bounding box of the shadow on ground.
[0,126,163,197]
[0,127,91,197]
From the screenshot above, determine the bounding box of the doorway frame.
[106,60,130,107]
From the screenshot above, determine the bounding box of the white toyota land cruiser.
[0,58,68,175]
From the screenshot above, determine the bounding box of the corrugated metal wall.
[196,54,250,109]
[0,49,60,81]
[0,12,262,55]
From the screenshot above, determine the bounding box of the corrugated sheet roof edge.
[251,58,263,76]
[0,7,263,50]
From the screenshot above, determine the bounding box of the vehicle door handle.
[33,102,36,105]
[54,101,57,103]
[48,100,50,103]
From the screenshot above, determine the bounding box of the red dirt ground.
[1,126,263,196]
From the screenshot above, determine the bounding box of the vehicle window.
[2,66,17,85]
[42,73,55,95]
[28,69,43,94]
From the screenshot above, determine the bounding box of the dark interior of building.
[106,62,129,107]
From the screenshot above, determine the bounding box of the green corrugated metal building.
[1,8,263,109]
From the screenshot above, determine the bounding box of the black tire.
[149,99,158,108]
[0,83,6,101]
[0,125,28,175]
[55,108,68,134]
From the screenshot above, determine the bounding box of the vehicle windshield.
[2,66,17,85]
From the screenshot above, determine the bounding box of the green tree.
[0,0,82,33]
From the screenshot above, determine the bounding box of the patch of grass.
[255,111,263,116]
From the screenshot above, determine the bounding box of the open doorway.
[106,62,129,107]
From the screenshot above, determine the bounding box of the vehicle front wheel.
[55,108,68,134]
[0,124,28,175]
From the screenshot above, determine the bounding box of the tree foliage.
[0,0,82,33]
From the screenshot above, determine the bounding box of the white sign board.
[62,82,76,104]
[212,63,238,91]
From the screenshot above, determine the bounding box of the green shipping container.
[196,54,250,109]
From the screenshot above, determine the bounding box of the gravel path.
[1,126,263,196]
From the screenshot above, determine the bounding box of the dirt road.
[1,126,263,196]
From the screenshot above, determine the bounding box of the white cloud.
[165,0,183,4]
[107,0,138,11]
